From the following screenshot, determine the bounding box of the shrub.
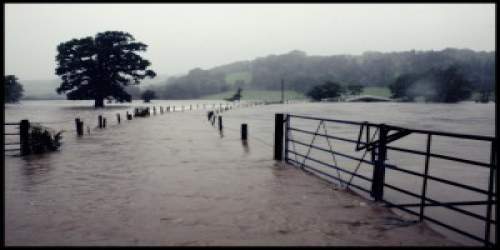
[29,124,63,154]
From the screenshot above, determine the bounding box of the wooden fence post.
[218,116,223,131]
[241,124,247,140]
[75,118,83,136]
[274,113,284,161]
[117,113,121,124]
[20,119,30,155]
[98,115,103,128]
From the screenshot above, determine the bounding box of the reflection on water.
[242,140,250,154]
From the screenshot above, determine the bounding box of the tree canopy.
[4,75,24,103]
[55,31,156,107]
[389,65,473,103]
[306,81,345,101]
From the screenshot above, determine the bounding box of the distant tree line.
[148,68,230,100]
[148,48,494,102]
[389,64,475,102]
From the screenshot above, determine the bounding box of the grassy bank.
[201,90,306,102]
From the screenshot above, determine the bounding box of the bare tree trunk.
[95,97,104,108]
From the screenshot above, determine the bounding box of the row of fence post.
[20,119,30,155]
[73,104,224,137]
[207,103,255,140]
[17,102,261,154]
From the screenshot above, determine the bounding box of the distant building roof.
[345,95,392,102]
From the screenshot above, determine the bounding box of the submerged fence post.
[20,119,30,155]
[102,118,107,128]
[75,118,84,136]
[218,116,223,131]
[274,113,284,161]
[117,113,121,124]
[98,115,103,128]
[284,114,289,163]
[371,124,388,201]
[241,123,247,140]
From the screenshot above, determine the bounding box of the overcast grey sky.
[5,3,495,81]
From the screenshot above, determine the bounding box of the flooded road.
[4,100,494,246]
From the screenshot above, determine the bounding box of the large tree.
[4,75,24,103]
[55,31,156,108]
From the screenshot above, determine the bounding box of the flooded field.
[4,100,495,246]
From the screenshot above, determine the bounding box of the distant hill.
[19,74,169,100]
[21,79,64,100]
[157,48,495,100]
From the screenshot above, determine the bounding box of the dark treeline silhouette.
[147,48,494,102]
[307,81,345,101]
[389,64,474,102]
[4,75,24,103]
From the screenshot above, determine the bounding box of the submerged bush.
[29,124,63,154]
[134,107,150,117]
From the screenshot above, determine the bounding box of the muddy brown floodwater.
[5,100,493,246]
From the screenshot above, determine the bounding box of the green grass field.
[361,86,392,98]
[201,90,306,101]
[225,72,252,85]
